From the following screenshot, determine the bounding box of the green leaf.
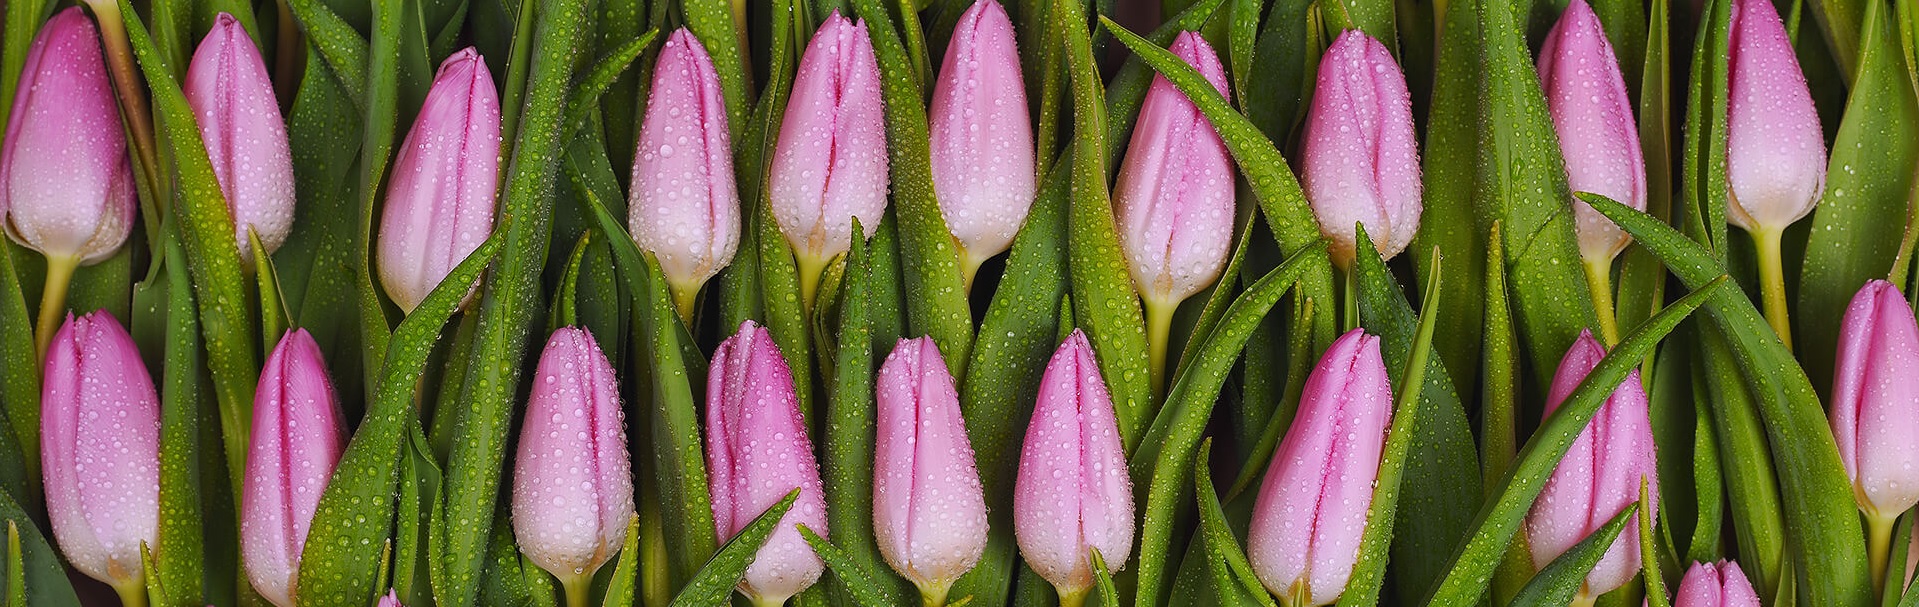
[680,0,751,139]
[1613,0,1673,341]
[1641,480,1672,607]
[1092,548,1122,607]
[667,489,801,607]
[152,238,205,607]
[1695,325,1787,593]
[561,31,659,142]
[1508,504,1642,607]
[277,45,368,407]
[797,525,903,607]
[3,522,21,607]
[1806,0,1865,82]
[0,0,56,127]
[1193,441,1277,607]
[282,0,371,108]
[602,515,643,607]
[0,490,75,606]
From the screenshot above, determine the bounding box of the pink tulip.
[1247,328,1391,605]
[1013,330,1135,596]
[512,327,634,586]
[242,330,346,607]
[1726,0,1825,232]
[185,13,296,265]
[874,337,988,600]
[1112,31,1233,308]
[376,48,501,313]
[1299,29,1421,270]
[0,7,135,266]
[1675,561,1762,607]
[928,0,1034,283]
[1538,0,1647,261]
[42,311,158,590]
[377,590,405,607]
[1525,330,1659,598]
[1831,280,1919,520]
[768,12,889,288]
[629,28,739,309]
[706,321,828,603]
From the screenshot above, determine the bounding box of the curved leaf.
[667,489,801,607]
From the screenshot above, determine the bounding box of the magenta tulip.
[706,321,828,604]
[928,0,1034,286]
[376,48,501,313]
[1831,280,1919,520]
[42,311,158,597]
[1538,0,1646,262]
[1675,561,1761,607]
[1726,0,1825,234]
[1013,330,1135,599]
[242,330,346,607]
[874,337,988,602]
[377,590,405,607]
[1525,330,1658,599]
[1299,29,1421,270]
[513,327,634,598]
[185,13,296,265]
[1112,31,1233,309]
[630,28,739,319]
[1247,328,1391,606]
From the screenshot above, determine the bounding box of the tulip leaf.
[1225,294,1317,499]
[0,490,74,606]
[1808,0,1865,82]
[282,0,371,108]
[1132,247,1325,607]
[392,420,441,605]
[797,525,902,607]
[1193,441,1278,607]
[3,522,20,607]
[152,237,206,607]
[277,46,370,407]
[1100,0,1231,170]
[296,228,505,607]
[1480,221,1518,499]
[1423,274,1723,607]
[0,0,56,127]
[1507,504,1641,607]
[1680,358,1725,566]
[1586,192,1876,607]
[0,250,38,498]
[1613,0,1673,341]
[602,514,643,607]
[1092,547,1122,607]
[680,0,750,137]
[561,30,659,142]
[667,489,801,607]
[250,230,289,352]
[1409,0,1489,392]
[1695,325,1787,592]
[1640,480,1672,607]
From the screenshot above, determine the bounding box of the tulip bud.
[630,28,739,316]
[1726,0,1825,233]
[1526,330,1658,599]
[242,330,346,607]
[1830,280,1919,520]
[706,321,828,603]
[874,337,988,601]
[928,0,1034,284]
[512,327,634,586]
[377,48,501,313]
[0,7,136,266]
[1013,330,1135,596]
[185,13,296,265]
[1299,30,1421,270]
[1112,31,1235,308]
[1675,561,1762,607]
[1247,328,1391,606]
[377,590,405,607]
[768,12,889,298]
[1538,0,1646,261]
[41,311,158,590]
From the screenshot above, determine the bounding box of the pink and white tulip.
[1013,330,1135,597]
[377,48,501,313]
[1675,561,1762,607]
[874,337,988,600]
[1112,31,1234,308]
[630,28,739,309]
[513,328,634,585]
[1830,280,1919,521]
[242,330,346,607]
[1726,0,1825,232]
[1538,0,1646,261]
[42,311,158,591]
[928,0,1034,284]
[1299,30,1421,270]
[377,590,406,607]
[185,13,296,264]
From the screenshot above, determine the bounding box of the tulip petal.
[630,29,740,289]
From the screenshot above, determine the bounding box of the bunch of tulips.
[0,0,1916,603]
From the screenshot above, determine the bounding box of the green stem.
[1145,297,1176,399]
[919,580,953,607]
[1754,227,1793,351]
[34,255,79,361]
[797,252,827,318]
[959,251,985,297]
[669,280,701,326]
[1057,586,1090,607]
[1569,591,1598,607]
[560,573,592,607]
[1342,265,1359,331]
[751,594,790,607]
[1583,255,1620,345]
[1870,512,1895,599]
[112,579,147,607]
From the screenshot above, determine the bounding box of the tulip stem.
[797,253,827,317]
[559,572,592,607]
[1568,592,1597,607]
[34,255,80,361]
[669,280,701,326]
[1582,255,1620,345]
[1754,227,1793,351]
[1342,265,1360,331]
[1869,512,1895,598]
[1145,298,1176,398]
[1056,587,1089,607]
[919,581,953,607]
[112,580,147,607]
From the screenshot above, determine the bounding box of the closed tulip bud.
[1726,0,1825,233]
[1113,31,1234,308]
[1675,561,1761,607]
[1299,30,1421,270]
[185,13,296,265]
[1538,0,1646,261]
[874,337,988,602]
[1832,280,1919,519]
[1247,328,1391,607]
[42,311,158,593]
[1526,330,1658,599]
[1014,330,1135,598]
[242,330,346,607]
[706,321,828,604]
[377,590,405,607]
[377,48,501,313]
[928,0,1034,285]
[769,12,889,303]
[0,7,136,266]
[512,327,634,593]
[630,29,739,319]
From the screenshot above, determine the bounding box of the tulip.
[1247,328,1391,607]
[1830,280,1919,587]
[706,321,828,605]
[0,8,137,357]
[768,12,889,307]
[378,590,406,607]
[630,28,739,321]
[1727,0,1826,349]
[1675,561,1762,607]
[928,0,1034,288]
[242,330,346,607]
[874,337,988,604]
[1013,330,1135,602]
[1525,330,1658,601]
[512,327,634,601]
[185,13,296,266]
[376,48,502,313]
[42,311,158,603]
[1298,29,1421,272]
